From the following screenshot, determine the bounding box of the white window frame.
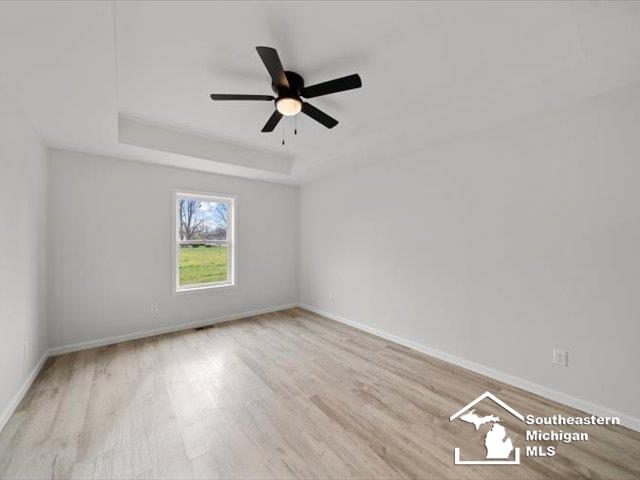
[173,189,236,293]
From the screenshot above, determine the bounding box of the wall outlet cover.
[553,348,569,367]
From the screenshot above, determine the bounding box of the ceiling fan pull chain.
[282,121,285,146]
[294,115,298,135]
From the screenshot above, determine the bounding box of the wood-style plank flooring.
[0,308,639,479]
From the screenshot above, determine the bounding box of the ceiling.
[1,1,640,184]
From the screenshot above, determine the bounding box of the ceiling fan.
[210,46,362,133]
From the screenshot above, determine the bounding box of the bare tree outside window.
[179,199,204,240]
[179,199,228,240]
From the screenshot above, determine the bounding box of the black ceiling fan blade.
[255,46,290,89]
[301,74,362,98]
[301,102,338,129]
[210,94,274,101]
[261,110,283,132]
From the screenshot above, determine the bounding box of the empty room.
[1,1,639,479]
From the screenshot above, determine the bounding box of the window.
[174,191,235,292]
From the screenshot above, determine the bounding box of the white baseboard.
[298,303,640,433]
[0,350,49,435]
[48,303,298,356]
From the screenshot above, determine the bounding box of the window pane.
[178,244,228,286]
[176,196,231,287]
[178,198,228,242]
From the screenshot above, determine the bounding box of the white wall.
[299,83,640,423]
[47,149,298,349]
[0,91,48,424]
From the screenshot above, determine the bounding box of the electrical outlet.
[151,305,159,315]
[553,348,569,367]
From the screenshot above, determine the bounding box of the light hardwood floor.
[0,308,638,479]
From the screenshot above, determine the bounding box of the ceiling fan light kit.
[210,46,362,136]
[276,97,302,116]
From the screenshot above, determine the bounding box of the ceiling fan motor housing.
[273,71,304,100]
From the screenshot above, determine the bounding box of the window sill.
[174,282,235,294]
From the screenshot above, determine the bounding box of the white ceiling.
[1,1,640,184]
